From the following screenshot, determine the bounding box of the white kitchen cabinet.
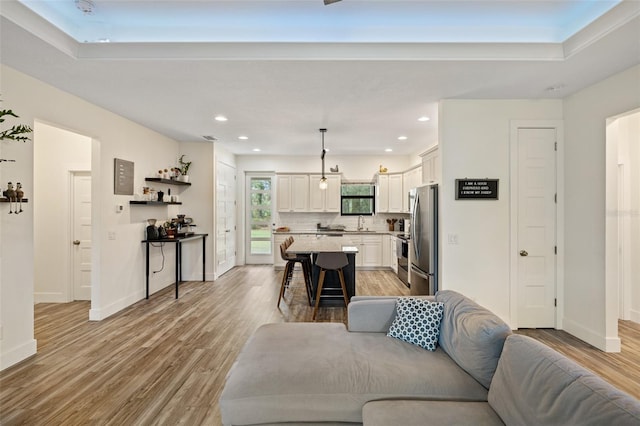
[390,235,398,273]
[277,174,309,212]
[421,147,440,184]
[376,174,389,213]
[402,166,422,212]
[388,173,404,212]
[309,174,341,212]
[361,235,383,267]
[377,173,403,213]
[382,235,391,267]
[345,234,381,267]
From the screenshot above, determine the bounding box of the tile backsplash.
[274,212,409,232]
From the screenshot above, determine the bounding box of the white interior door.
[72,172,92,300]
[216,161,236,276]
[517,128,557,328]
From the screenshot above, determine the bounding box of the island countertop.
[286,235,358,255]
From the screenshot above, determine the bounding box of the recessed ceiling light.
[238,135,248,140]
[398,136,408,141]
[385,148,393,152]
[252,148,261,152]
[418,116,430,122]
[214,115,228,122]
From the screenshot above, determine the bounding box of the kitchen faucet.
[357,215,364,231]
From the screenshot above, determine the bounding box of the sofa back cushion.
[489,334,640,425]
[435,290,511,388]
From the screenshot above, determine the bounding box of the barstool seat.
[312,252,350,321]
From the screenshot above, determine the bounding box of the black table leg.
[145,242,150,299]
[175,241,180,299]
[202,235,206,281]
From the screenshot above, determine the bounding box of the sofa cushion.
[219,322,488,425]
[489,334,640,425]
[387,297,444,351]
[435,290,511,388]
[362,400,504,426]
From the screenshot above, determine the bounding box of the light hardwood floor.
[1,266,638,425]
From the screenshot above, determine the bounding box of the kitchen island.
[286,236,358,307]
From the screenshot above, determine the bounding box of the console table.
[141,233,208,299]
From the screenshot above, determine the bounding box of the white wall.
[0,65,187,369]
[33,122,91,303]
[439,99,563,325]
[564,64,640,351]
[174,142,215,281]
[630,114,640,323]
[0,68,36,369]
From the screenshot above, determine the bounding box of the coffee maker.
[146,219,159,240]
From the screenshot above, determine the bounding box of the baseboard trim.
[89,291,144,321]
[562,317,621,353]
[34,292,68,304]
[0,339,37,371]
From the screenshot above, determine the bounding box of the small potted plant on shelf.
[174,155,192,182]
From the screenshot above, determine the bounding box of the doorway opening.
[245,174,274,264]
[606,109,640,327]
[34,122,92,304]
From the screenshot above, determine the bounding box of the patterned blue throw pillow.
[387,297,444,351]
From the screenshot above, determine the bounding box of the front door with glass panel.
[246,175,273,264]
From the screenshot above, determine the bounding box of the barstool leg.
[312,269,326,321]
[337,268,350,307]
[301,258,313,306]
[277,261,292,307]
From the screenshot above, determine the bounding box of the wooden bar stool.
[277,240,313,307]
[312,252,350,321]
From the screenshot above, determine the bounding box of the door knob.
[519,250,528,257]
[73,240,81,245]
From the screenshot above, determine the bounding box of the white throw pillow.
[387,297,444,351]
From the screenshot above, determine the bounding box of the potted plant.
[175,155,192,182]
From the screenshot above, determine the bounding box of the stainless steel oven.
[396,235,410,287]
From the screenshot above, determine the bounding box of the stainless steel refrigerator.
[409,184,438,295]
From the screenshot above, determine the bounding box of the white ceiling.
[1,0,639,156]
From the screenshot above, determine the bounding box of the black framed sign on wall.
[455,179,499,200]
[114,158,134,195]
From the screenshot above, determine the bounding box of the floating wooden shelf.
[1,198,28,203]
[144,178,191,186]
[130,201,182,206]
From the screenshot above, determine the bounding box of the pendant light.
[319,128,328,190]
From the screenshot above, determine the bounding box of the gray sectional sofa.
[220,290,640,425]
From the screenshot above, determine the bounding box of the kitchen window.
[341,182,375,216]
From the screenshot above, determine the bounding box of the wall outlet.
[115,204,124,213]
[108,231,116,240]
[447,234,459,245]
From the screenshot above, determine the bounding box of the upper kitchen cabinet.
[378,173,404,213]
[309,174,341,212]
[277,174,309,212]
[421,146,440,184]
[402,166,422,212]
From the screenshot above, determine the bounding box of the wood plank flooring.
[1,266,638,425]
